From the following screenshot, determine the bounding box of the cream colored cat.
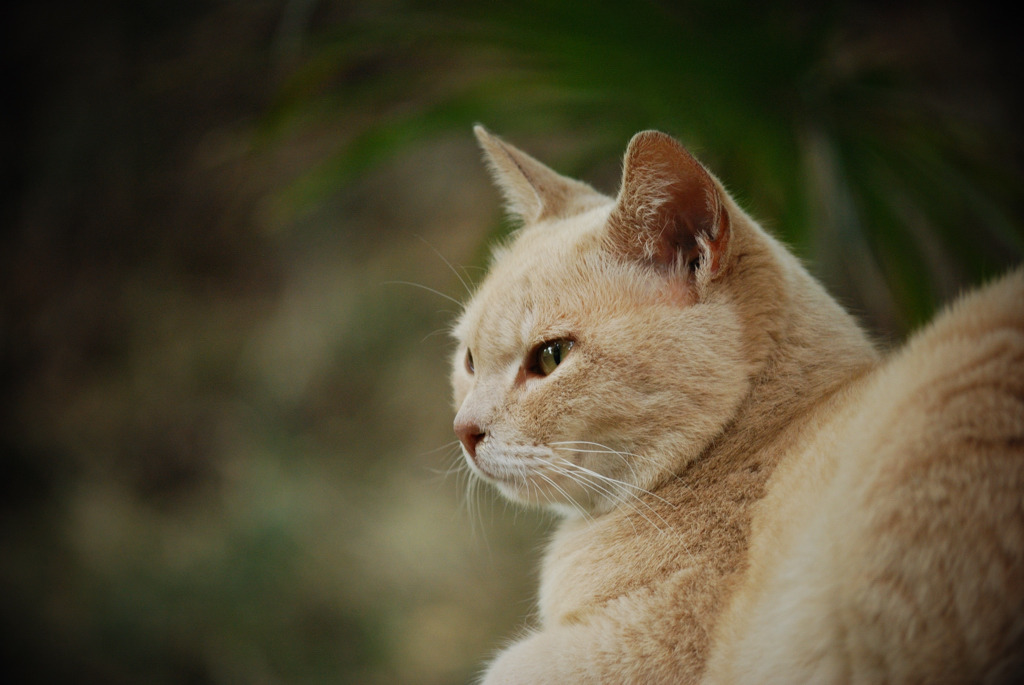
[451,125,1024,684]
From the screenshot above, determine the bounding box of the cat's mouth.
[465,452,528,486]
[465,442,636,514]
[463,448,503,482]
[464,442,553,486]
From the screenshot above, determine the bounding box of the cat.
[451,125,1024,684]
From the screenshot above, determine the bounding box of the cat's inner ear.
[608,131,730,276]
[474,125,607,224]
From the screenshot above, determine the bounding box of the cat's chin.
[466,453,612,515]
[463,461,540,507]
[492,480,598,516]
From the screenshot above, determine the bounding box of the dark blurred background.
[3,1,1022,683]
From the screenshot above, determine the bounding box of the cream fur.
[452,127,1024,684]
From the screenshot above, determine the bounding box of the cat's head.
[451,126,770,515]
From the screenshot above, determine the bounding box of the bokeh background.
[4,1,1023,683]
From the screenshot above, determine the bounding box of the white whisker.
[544,461,641,534]
[415,234,474,298]
[550,443,679,508]
[548,457,686,542]
[384,280,464,307]
[420,327,455,343]
[533,468,592,520]
[549,443,644,486]
[422,440,463,459]
[549,440,651,460]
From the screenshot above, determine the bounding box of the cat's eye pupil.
[466,349,475,374]
[537,340,572,376]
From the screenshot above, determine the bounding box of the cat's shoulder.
[900,266,1024,355]
[872,266,1024,408]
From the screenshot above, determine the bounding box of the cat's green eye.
[534,339,574,376]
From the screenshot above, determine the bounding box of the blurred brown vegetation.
[3,0,1022,683]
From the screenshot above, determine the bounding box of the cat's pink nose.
[454,418,486,459]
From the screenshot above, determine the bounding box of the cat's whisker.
[425,444,473,509]
[552,465,642,536]
[559,462,667,512]
[423,441,466,474]
[420,327,454,343]
[547,462,644,535]
[451,452,476,485]
[547,458,692,542]
[422,439,463,456]
[533,468,593,521]
[550,447,680,511]
[549,440,652,462]
[548,440,664,484]
[544,461,667,538]
[550,443,645,490]
[383,279,464,307]
[415,234,475,298]
[434,442,491,547]
[530,479,558,520]
[543,459,654,526]
[419,438,460,458]
[552,441,706,508]
[470,471,489,546]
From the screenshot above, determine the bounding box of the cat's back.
[861,267,1024,459]
[707,269,1024,684]
[886,265,1024,401]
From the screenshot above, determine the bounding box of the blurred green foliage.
[3,0,1022,683]
[272,0,1023,335]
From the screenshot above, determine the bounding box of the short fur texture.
[451,126,1024,684]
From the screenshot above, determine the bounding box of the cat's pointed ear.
[608,131,730,278]
[474,125,606,224]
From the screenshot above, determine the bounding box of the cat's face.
[451,128,753,515]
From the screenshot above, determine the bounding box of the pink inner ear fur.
[610,131,730,274]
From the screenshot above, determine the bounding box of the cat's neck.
[695,212,881,478]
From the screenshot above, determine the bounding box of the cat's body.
[451,126,1024,683]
